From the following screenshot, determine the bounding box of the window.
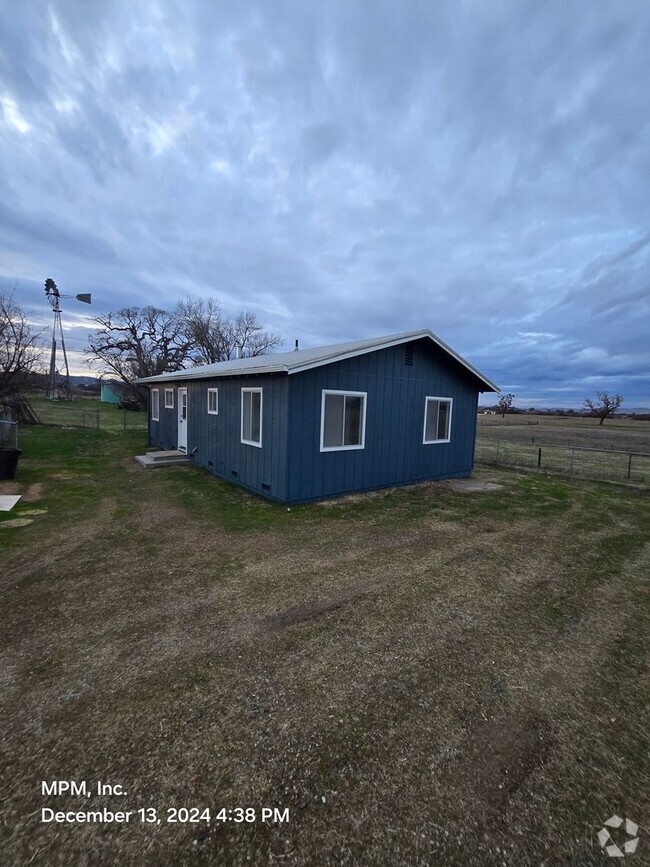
[151,389,160,421]
[164,388,174,409]
[320,390,367,451]
[207,388,218,415]
[423,397,452,443]
[241,388,262,447]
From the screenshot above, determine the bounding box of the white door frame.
[178,387,188,452]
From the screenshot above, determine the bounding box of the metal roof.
[137,330,499,392]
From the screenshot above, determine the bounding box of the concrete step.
[135,450,190,469]
[146,449,187,460]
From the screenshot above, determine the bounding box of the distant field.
[476,415,650,485]
[477,413,650,453]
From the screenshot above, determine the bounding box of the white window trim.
[151,389,160,421]
[164,388,174,409]
[320,389,367,452]
[241,387,263,448]
[207,388,219,415]
[423,396,453,444]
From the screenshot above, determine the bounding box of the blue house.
[137,330,498,503]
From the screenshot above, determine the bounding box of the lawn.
[26,394,148,432]
[1,425,649,865]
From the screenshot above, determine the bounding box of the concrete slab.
[146,450,186,458]
[0,495,21,511]
[135,453,190,469]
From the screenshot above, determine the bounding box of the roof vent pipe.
[294,339,299,351]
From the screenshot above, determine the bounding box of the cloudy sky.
[1,0,649,406]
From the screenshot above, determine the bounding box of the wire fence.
[35,403,100,429]
[31,401,148,431]
[118,410,148,431]
[475,437,650,486]
[12,402,650,484]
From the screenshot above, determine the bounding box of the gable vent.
[403,345,414,366]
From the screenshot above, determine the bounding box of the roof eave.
[136,365,290,384]
[135,329,499,392]
[287,330,499,392]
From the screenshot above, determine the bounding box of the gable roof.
[137,330,499,392]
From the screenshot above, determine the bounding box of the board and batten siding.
[148,387,176,450]
[147,374,289,501]
[286,338,479,502]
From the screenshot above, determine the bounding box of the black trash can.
[0,448,21,480]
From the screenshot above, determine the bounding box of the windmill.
[44,278,91,400]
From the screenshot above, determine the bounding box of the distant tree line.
[485,392,626,424]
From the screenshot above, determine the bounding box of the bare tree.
[583,392,623,425]
[177,299,282,364]
[229,310,282,359]
[86,307,193,403]
[0,290,44,404]
[87,301,282,402]
[497,393,514,418]
[175,298,229,364]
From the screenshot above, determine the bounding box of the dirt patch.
[24,482,44,502]
[439,709,552,811]
[263,588,375,631]
[0,482,44,502]
[316,486,397,506]
[441,479,504,492]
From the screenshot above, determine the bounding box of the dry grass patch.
[1,429,648,866]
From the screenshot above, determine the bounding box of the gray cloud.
[1,0,649,405]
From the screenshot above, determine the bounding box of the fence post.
[537,447,542,468]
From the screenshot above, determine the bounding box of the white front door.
[178,388,188,452]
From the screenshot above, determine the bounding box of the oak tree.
[583,392,623,425]
[497,393,514,418]
[176,299,281,364]
[86,307,193,404]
